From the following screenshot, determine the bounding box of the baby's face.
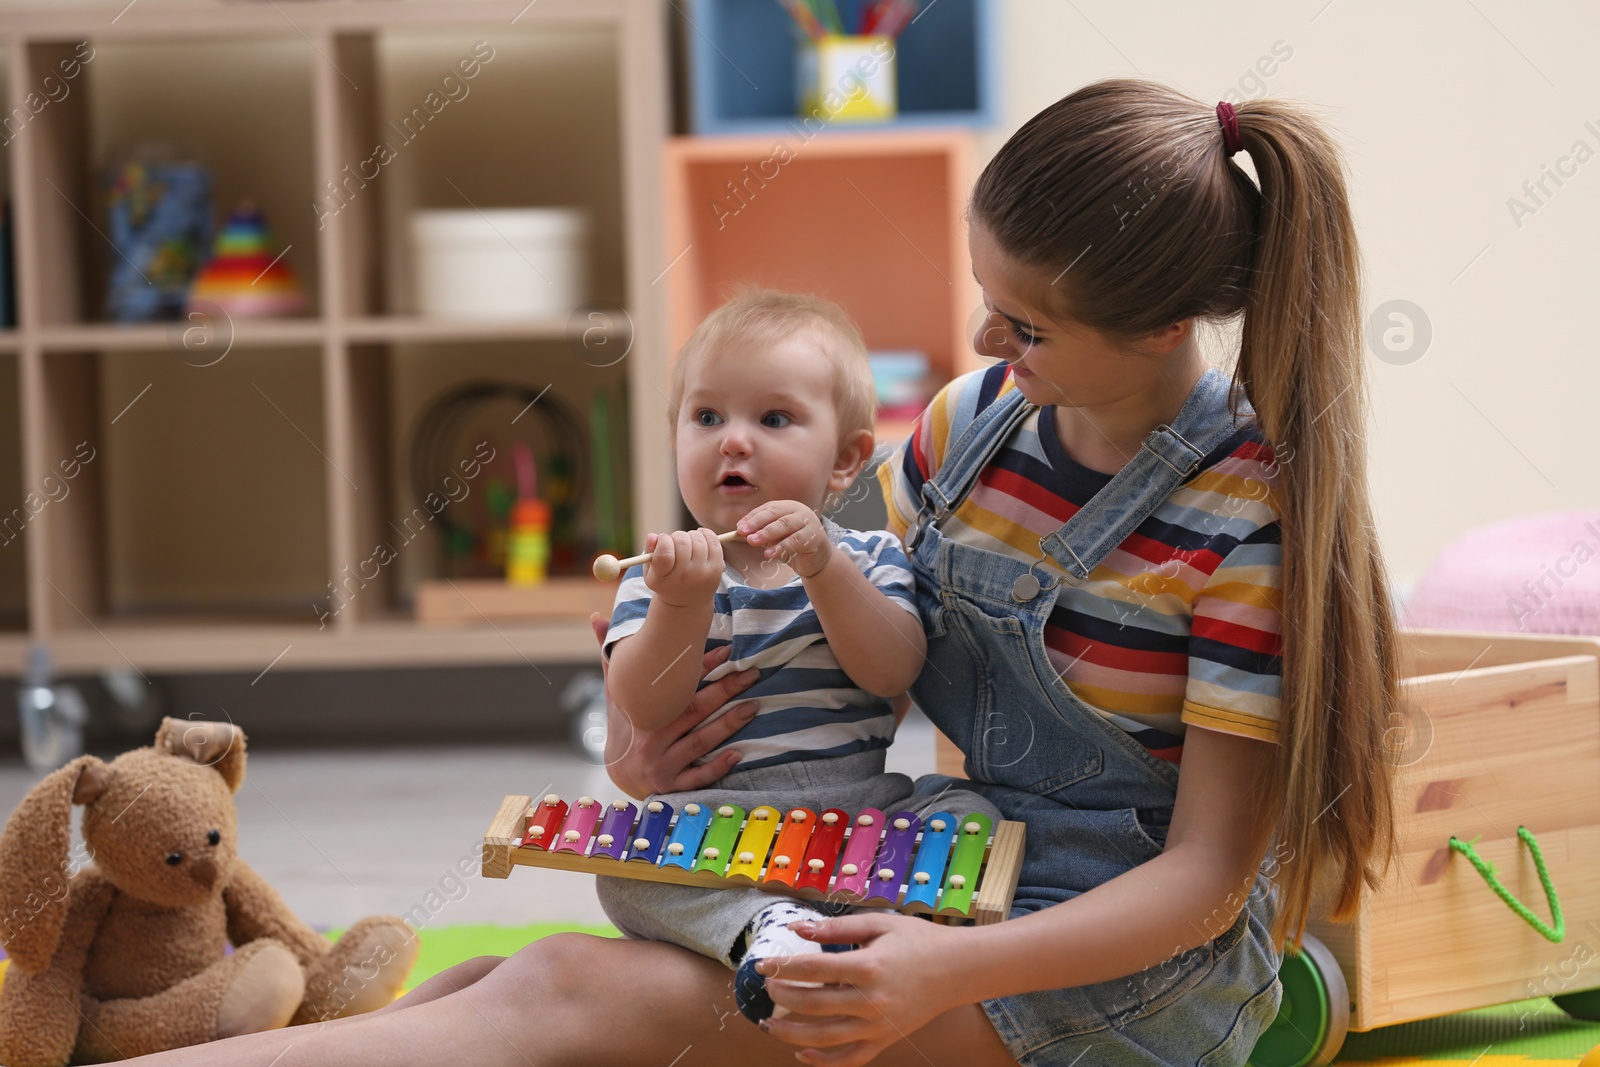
[675,332,850,534]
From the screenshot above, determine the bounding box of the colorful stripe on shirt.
[878,363,1284,764]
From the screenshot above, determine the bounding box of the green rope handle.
[1447,825,1565,943]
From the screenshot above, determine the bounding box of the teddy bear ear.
[0,755,109,971]
[155,717,246,792]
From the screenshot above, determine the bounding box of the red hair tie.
[1215,101,1244,156]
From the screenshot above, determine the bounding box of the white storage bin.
[410,207,589,319]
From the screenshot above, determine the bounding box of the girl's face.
[968,223,1184,409]
[674,331,866,535]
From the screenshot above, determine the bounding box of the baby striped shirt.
[603,521,919,771]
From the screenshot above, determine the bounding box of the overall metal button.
[1011,572,1042,602]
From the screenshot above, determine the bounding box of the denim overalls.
[900,367,1286,1066]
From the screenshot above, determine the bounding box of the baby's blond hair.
[668,288,877,445]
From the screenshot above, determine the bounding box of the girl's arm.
[762,725,1280,1064]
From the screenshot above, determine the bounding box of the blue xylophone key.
[592,799,637,861]
[659,801,713,872]
[864,811,921,904]
[902,811,957,910]
[627,800,673,865]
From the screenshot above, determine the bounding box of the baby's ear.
[155,717,247,793]
[830,429,876,490]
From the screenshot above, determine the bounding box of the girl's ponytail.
[1232,100,1400,949]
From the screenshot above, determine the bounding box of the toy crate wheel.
[1248,933,1349,1067]
[1555,988,1600,1021]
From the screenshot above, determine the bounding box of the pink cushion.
[1404,511,1600,635]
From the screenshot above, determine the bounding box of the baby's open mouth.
[720,473,751,487]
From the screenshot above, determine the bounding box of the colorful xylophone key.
[728,806,782,881]
[763,808,816,888]
[940,813,993,914]
[661,802,713,871]
[552,796,602,855]
[865,811,922,904]
[627,800,673,865]
[592,799,637,861]
[694,804,746,875]
[901,811,956,910]
[834,808,886,898]
[522,794,568,852]
[797,808,849,893]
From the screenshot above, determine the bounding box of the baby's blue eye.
[761,412,791,428]
[694,409,722,427]
[1010,322,1040,347]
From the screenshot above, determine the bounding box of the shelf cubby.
[315,337,631,627]
[28,345,330,631]
[681,0,997,135]
[20,35,320,328]
[662,129,982,418]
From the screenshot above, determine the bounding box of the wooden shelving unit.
[0,1,674,676]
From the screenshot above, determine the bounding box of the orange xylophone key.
[763,807,818,888]
[795,808,849,894]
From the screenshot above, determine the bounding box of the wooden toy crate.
[1310,628,1600,1032]
[932,628,1600,1036]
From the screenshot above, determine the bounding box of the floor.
[0,711,939,930]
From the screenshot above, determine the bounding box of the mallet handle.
[613,528,742,570]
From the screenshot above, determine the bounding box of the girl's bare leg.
[104,955,509,1065]
[115,934,1017,1066]
[366,955,505,1015]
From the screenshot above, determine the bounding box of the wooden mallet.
[592,529,744,581]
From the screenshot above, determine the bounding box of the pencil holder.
[797,35,897,122]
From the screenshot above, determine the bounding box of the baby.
[597,288,929,1020]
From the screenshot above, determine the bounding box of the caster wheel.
[1555,987,1600,1021]
[17,682,87,770]
[560,671,607,765]
[1249,932,1349,1067]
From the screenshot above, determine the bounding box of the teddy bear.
[0,717,418,1066]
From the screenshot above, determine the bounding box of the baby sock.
[733,900,832,1024]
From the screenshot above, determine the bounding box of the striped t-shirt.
[878,364,1284,763]
[602,520,920,771]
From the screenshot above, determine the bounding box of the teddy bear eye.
[165,852,183,866]
[207,830,220,846]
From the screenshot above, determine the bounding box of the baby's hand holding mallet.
[592,529,744,581]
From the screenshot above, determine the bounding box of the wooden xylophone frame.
[482,794,1027,925]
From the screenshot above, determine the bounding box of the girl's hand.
[641,528,724,607]
[759,913,971,1067]
[591,614,760,797]
[738,501,832,579]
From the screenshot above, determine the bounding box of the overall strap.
[1039,366,1250,583]
[905,385,1035,552]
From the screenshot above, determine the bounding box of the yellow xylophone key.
[726,806,782,882]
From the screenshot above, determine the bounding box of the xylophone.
[482,793,1026,925]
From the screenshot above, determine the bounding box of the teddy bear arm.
[4,867,115,976]
[221,860,329,967]
[0,874,116,1067]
